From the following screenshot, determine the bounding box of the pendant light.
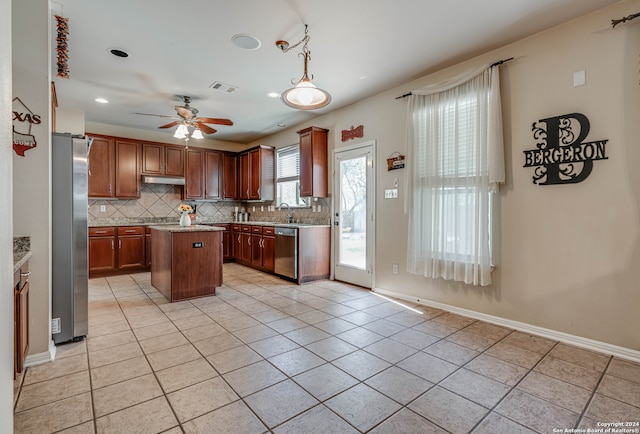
[276,25,331,110]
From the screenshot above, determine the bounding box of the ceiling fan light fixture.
[191,128,204,139]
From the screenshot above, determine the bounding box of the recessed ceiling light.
[267,92,280,98]
[277,123,287,128]
[109,48,129,58]
[231,34,261,50]
[95,98,109,104]
[360,75,368,80]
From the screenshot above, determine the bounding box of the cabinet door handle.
[96,230,107,234]
[119,240,122,249]
[247,189,250,197]
[257,187,260,197]
[111,240,114,249]
[237,235,241,243]
[109,184,112,193]
[125,230,135,233]
[248,238,251,245]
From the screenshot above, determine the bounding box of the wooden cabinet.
[222,152,238,199]
[142,143,184,177]
[239,145,275,201]
[241,225,252,264]
[87,134,140,198]
[185,148,204,199]
[297,126,329,197]
[145,227,152,267]
[185,149,225,201]
[88,136,115,197]
[14,261,29,376]
[211,224,232,262]
[88,227,116,273]
[117,226,145,269]
[232,224,242,262]
[249,226,275,271]
[262,226,275,272]
[115,140,140,198]
[89,226,147,276]
[204,150,223,200]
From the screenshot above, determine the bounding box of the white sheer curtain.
[405,65,504,286]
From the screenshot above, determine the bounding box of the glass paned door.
[334,143,374,288]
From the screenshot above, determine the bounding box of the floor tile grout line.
[574,355,613,429]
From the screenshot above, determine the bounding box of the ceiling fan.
[135,96,233,138]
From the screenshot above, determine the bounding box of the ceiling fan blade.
[133,112,177,118]
[158,121,180,129]
[196,122,217,135]
[195,117,233,126]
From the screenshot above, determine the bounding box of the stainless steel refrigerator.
[52,132,89,344]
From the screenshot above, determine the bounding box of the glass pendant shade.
[281,79,331,110]
[174,123,188,138]
[191,128,204,139]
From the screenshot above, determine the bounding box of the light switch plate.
[384,189,398,199]
[573,70,586,87]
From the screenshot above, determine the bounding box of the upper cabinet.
[141,143,184,177]
[184,148,205,200]
[88,134,140,199]
[297,126,329,197]
[87,136,115,197]
[239,145,275,201]
[185,149,225,200]
[222,152,238,200]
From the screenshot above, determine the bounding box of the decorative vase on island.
[179,212,191,227]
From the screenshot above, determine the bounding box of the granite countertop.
[148,224,225,232]
[13,236,32,273]
[90,219,331,228]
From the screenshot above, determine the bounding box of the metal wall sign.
[523,113,608,185]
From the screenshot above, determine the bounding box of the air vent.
[209,81,238,93]
[51,318,61,334]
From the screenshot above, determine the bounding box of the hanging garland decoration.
[55,15,69,78]
[611,12,640,85]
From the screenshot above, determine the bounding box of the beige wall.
[12,0,51,358]
[1,0,14,430]
[251,1,640,351]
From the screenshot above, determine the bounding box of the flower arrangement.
[178,204,193,214]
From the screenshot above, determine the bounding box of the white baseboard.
[374,287,640,363]
[24,339,56,368]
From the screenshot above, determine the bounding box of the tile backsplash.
[88,183,331,225]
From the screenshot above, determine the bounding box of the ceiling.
[50,0,619,144]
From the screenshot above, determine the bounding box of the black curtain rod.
[612,12,640,27]
[395,57,514,99]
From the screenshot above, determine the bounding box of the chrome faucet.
[278,203,293,223]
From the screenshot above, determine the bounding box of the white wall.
[55,106,84,135]
[1,0,14,430]
[12,0,52,359]
[252,1,640,352]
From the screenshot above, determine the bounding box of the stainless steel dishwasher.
[274,227,298,280]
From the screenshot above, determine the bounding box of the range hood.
[141,175,185,185]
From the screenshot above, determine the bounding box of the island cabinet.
[141,142,184,177]
[14,260,30,376]
[150,226,223,302]
[297,126,329,198]
[87,134,140,199]
[239,145,275,201]
[145,227,152,267]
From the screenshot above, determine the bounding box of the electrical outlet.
[261,206,264,212]
[100,205,106,213]
[317,204,321,212]
[392,264,398,274]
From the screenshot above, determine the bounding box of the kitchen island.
[149,225,224,302]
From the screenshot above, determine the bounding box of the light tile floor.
[13,264,640,433]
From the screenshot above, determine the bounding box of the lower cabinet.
[14,260,29,377]
[249,226,275,272]
[89,226,147,276]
